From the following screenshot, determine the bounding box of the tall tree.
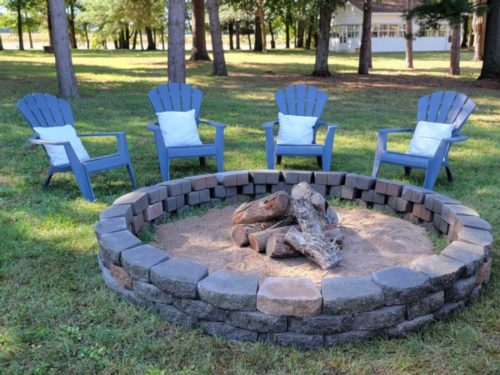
[235,20,241,49]
[449,25,460,75]
[0,34,4,51]
[207,0,227,75]
[168,0,185,82]
[190,0,210,60]
[68,0,77,48]
[478,0,500,80]
[405,0,414,68]
[257,0,266,53]
[254,12,263,51]
[49,0,79,98]
[145,26,156,50]
[471,0,487,61]
[461,15,469,47]
[358,0,372,75]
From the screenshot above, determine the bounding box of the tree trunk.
[358,0,372,75]
[235,20,241,49]
[46,0,53,47]
[139,29,144,50]
[468,18,474,47]
[154,28,156,46]
[49,0,79,99]
[114,39,118,50]
[145,27,157,50]
[246,20,252,50]
[285,12,291,48]
[17,3,24,51]
[254,14,263,51]
[471,0,487,62]
[232,192,290,225]
[190,0,210,60]
[478,0,500,80]
[312,2,333,77]
[406,0,413,69]
[461,15,469,48]
[294,21,297,47]
[28,29,33,49]
[85,25,89,49]
[269,22,276,49]
[306,15,314,49]
[125,25,131,49]
[69,0,77,49]
[132,30,137,50]
[161,28,165,50]
[297,20,305,48]
[207,0,227,76]
[450,25,461,75]
[229,21,234,50]
[258,0,267,53]
[231,222,276,246]
[168,0,186,83]
[0,35,4,51]
[119,27,125,49]
[267,233,302,258]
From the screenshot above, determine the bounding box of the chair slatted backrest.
[275,84,328,120]
[148,83,203,123]
[17,93,75,132]
[417,91,476,135]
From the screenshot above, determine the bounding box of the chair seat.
[380,151,433,169]
[275,144,324,157]
[167,144,217,158]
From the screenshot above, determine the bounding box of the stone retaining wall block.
[288,314,353,335]
[156,303,198,328]
[406,291,444,321]
[95,217,128,240]
[113,191,149,215]
[99,230,142,268]
[351,305,406,330]
[271,332,324,349]
[226,311,287,333]
[133,280,173,304]
[121,244,170,282]
[136,185,168,204]
[249,170,281,185]
[99,204,133,226]
[445,275,476,303]
[433,301,464,321]
[441,204,479,226]
[158,179,191,196]
[476,257,492,286]
[202,321,258,342]
[143,202,163,221]
[281,170,313,184]
[441,241,486,278]
[102,266,153,309]
[411,255,465,291]
[458,228,493,256]
[387,314,434,338]
[173,297,225,321]
[324,330,380,348]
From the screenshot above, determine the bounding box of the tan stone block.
[110,264,133,289]
[131,213,144,234]
[476,257,492,286]
[143,202,163,222]
[257,277,322,317]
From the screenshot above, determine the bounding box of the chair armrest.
[318,122,339,150]
[28,138,71,146]
[440,135,469,144]
[262,121,278,129]
[199,120,226,129]
[77,132,125,138]
[28,138,82,167]
[431,135,470,163]
[317,121,339,130]
[78,132,130,155]
[147,122,161,132]
[378,128,414,134]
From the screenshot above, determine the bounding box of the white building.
[330,0,452,52]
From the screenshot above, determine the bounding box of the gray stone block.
[133,280,173,304]
[361,189,374,202]
[99,204,133,226]
[284,184,293,194]
[433,212,442,229]
[211,185,227,198]
[202,321,257,342]
[288,314,353,335]
[173,297,225,321]
[226,311,287,333]
[95,217,128,240]
[215,171,249,187]
[186,191,200,205]
[101,266,153,309]
[198,270,258,311]
[272,332,324,349]
[355,175,377,191]
[226,186,237,197]
[156,303,198,328]
[313,171,330,185]
[240,182,254,195]
[271,182,286,193]
[281,170,313,184]
[352,305,406,330]
[322,276,385,314]
[441,241,486,277]
[159,179,191,196]
[425,194,461,214]
[176,205,193,216]
[121,244,170,282]
[341,186,361,200]
[411,255,465,291]
[445,275,476,303]
[396,198,413,213]
[411,187,434,204]
[372,192,387,205]
[226,194,251,203]
[163,197,177,212]
[249,170,281,185]
[439,220,449,235]
[375,179,391,195]
[406,291,444,321]
[371,266,431,305]
[344,173,358,187]
[254,184,267,194]
[387,196,398,210]
[385,181,405,197]
[441,204,479,226]
[324,330,379,347]
[388,314,434,338]
[210,198,221,206]
[401,185,414,201]
[329,185,343,198]
[309,184,327,197]
[150,258,208,298]
[199,189,210,203]
[99,230,142,268]
[136,185,168,204]
[433,301,464,321]
[113,191,149,215]
[326,171,347,186]
[458,228,493,256]
[455,216,492,234]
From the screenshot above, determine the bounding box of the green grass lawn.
[0,49,499,375]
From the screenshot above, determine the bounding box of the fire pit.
[95,170,493,349]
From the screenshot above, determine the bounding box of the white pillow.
[157,109,202,148]
[407,121,455,158]
[33,125,90,166]
[277,112,317,145]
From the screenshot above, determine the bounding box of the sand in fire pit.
[152,205,434,287]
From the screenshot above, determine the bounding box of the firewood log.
[231,222,276,246]
[248,225,299,253]
[232,191,290,225]
[266,233,302,258]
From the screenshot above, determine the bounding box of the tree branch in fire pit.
[232,191,290,225]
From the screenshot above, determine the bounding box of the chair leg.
[199,157,206,167]
[43,172,55,189]
[216,148,224,172]
[73,169,95,202]
[317,156,323,168]
[372,158,382,178]
[159,158,170,182]
[445,166,453,182]
[423,164,441,191]
[404,167,412,177]
[127,163,137,189]
[276,156,282,165]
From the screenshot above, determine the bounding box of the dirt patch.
[152,205,434,287]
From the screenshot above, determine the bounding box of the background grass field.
[0,49,499,374]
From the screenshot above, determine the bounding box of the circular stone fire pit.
[95,170,493,349]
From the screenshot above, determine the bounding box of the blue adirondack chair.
[263,84,339,171]
[147,83,226,181]
[17,93,137,202]
[372,91,476,190]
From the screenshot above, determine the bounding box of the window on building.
[347,25,360,38]
[371,24,406,38]
[418,24,447,37]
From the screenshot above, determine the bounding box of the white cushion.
[277,112,317,145]
[157,109,202,148]
[407,121,455,158]
[33,125,90,166]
